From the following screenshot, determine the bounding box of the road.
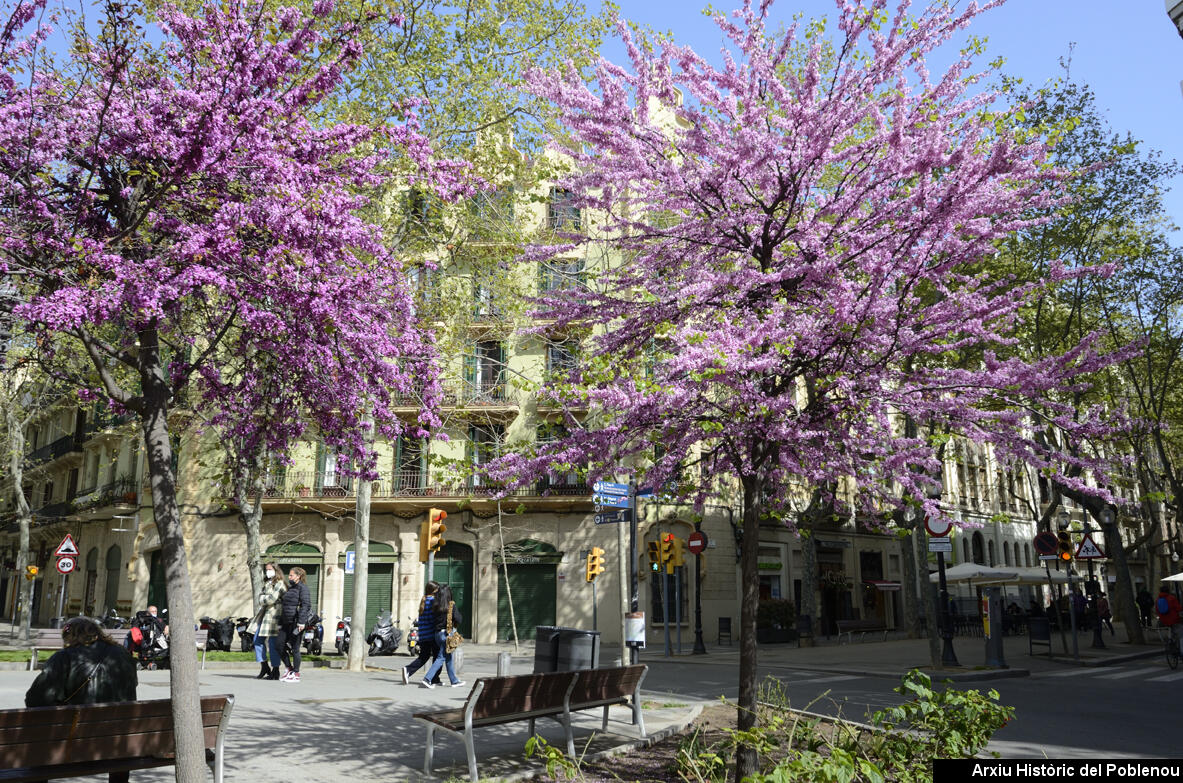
[638,657,1182,759]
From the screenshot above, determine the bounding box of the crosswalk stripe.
[1094,667,1163,679]
[802,675,858,684]
[1042,669,1084,677]
[1146,670,1183,682]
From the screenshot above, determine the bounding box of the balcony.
[254,470,590,504]
[25,434,84,469]
[73,478,138,514]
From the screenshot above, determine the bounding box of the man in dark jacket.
[26,617,138,782]
[279,566,313,682]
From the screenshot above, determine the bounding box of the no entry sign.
[687,531,707,555]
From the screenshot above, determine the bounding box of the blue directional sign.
[593,494,631,509]
[595,509,632,525]
[593,481,629,496]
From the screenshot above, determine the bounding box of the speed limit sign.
[56,556,76,574]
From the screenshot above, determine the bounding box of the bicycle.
[1166,627,1180,670]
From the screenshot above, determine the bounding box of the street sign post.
[924,516,952,538]
[595,509,632,525]
[1075,535,1106,560]
[593,494,631,509]
[1033,531,1058,556]
[687,531,707,555]
[56,556,76,574]
[927,537,952,553]
[592,481,628,496]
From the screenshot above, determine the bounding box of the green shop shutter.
[267,542,322,615]
[497,564,556,641]
[340,541,397,632]
[431,542,473,637]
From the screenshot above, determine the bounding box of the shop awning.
[864,579,901,592]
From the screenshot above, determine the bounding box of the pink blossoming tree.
[504,1,1125,775]
[0,0,470,777]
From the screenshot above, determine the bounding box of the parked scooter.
[365,611,402,656]
[301,614,324,656]
[99,608,127,630]
[334,616,351,655]
[407,616,419,657]
[199,616,236,652]
[128,609,170,670]
[234,616,254,653]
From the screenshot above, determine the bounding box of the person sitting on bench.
[26,617,138,782]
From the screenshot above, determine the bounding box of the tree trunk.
[1101,519,1144,644]
[734,478,761,782]
[234,469,266,614]
[800,531,818,636]
[347,416,374,672]
[899,526,920,638]
[916,527,940,666]
[140,380,205,783]
[6,407,32,640]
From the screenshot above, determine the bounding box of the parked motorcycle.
[365,611,402,656]
[99,608,127,629]
[128,609,170,670]
[234,616,254,653]
[407,616,419,657]
[334,616,351,655]
[301,613,324,656]
[199,616,236,652]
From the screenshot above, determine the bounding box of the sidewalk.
[0,642,704,783]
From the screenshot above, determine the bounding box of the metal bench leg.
[633,699,646,738]
[29,649,37,671]
[564,712,575,758]
[423,725,435,774]
[464,727,478,783]
[528,717,536,736]
[212,725,226,783]
[602,705,610,731]
[201,644,207,670]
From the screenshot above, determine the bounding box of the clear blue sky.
[604,0,1183,237]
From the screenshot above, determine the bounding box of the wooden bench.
[29,628,210,670]
[0,694,234,783]
[835,619,888,644]
[414,665,648,783]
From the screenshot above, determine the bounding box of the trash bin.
[49,617,63,629]
[533,626,560,673]
[555,628,600,671]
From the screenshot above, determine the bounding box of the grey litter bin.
[533,626,560,673]
[555,628,600,671]
[49,617,63,629]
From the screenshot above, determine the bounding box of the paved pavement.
[0,626,1166,780]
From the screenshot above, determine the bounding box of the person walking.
[421,584,464,689]
[279,566,312,682]
[1156,584,1183,656]
[401,581,440,685]
[253,561,286,680]
[26,617,138,782]
[1096,593,1114,636]
[1136,588,1154,628]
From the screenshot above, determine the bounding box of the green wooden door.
[147,550,168,612]
[431,542,472,637]
[497,564,557,641]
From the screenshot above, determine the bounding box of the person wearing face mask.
[252,562,286,680]
[278,567,312,682]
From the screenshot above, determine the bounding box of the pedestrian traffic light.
[1057,529,1073,562]
[647,541,661,571]
[585,547,605,582]
[419,508,447,562]
[25,565,37,580]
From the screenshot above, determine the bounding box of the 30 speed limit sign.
[56,556,76,574]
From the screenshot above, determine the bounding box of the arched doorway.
[971,532,985,565]
[496,539,558,642]
[340,541,396,633]
[84,548,99,616]
[147,550,168,611]
[103,545,122,615]
[433,541,473,637]
[266,541,323,613]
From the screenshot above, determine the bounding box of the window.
[546,341,578,380]
[406,188,442,236]
[393,436,424,492]
[537,423,581,491]
[539,258,585,293]
[547,187,581,231]
[469,188,514,237]
[469,424,504,488]
[473,274,501,319]
[408,265,440,313]
[463,342,506,402]
[317,446,352,492]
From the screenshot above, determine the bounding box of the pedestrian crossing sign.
[1075,534,1106,560]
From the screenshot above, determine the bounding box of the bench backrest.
[32,629,65,646]
[468,671,577,721]
[568,665,646,707]
[0,695,232,769]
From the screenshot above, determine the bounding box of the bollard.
[496,651,511,677]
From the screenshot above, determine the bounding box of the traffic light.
[669,536,685,568]
[419,508,447,562]
[660,534,675,572]
[647,541,661,571]
[585,547,605,582]
[1057,529,1073,562]
[25,565,37,580]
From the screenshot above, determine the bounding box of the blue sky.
[604,0,1183,236]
